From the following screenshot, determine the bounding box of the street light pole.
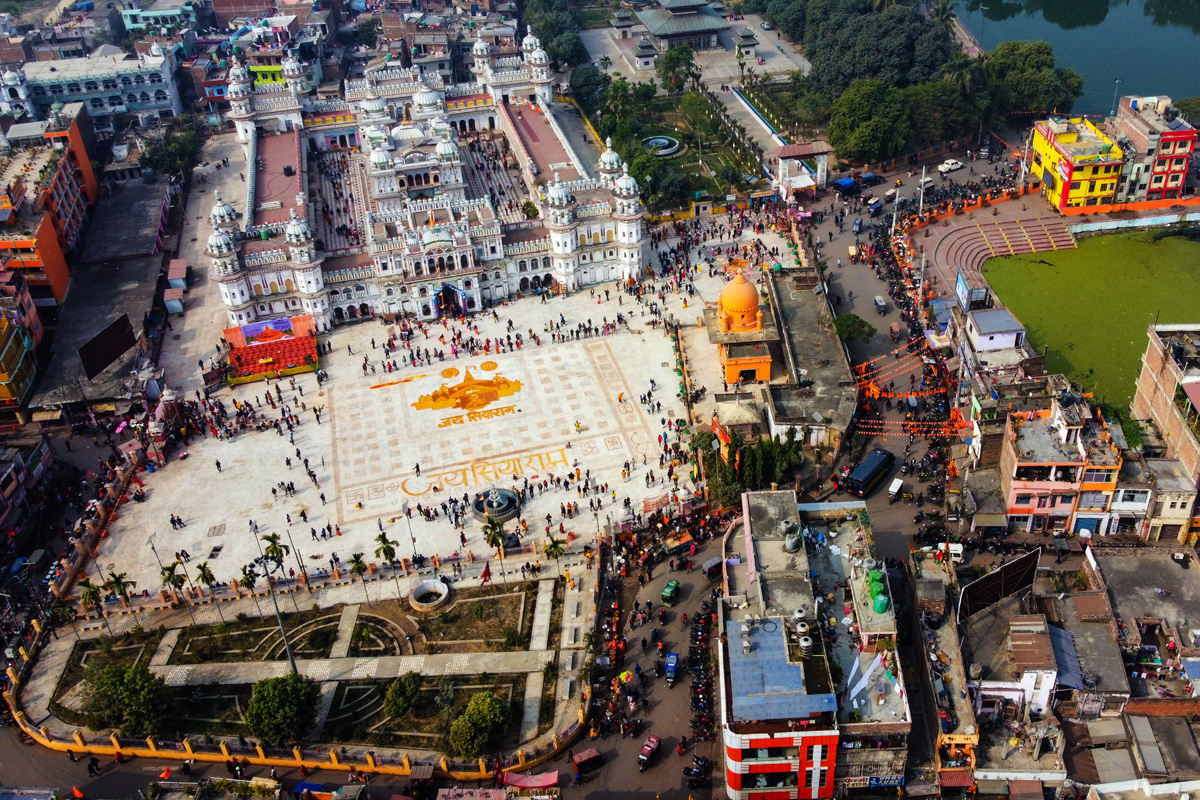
[254,535,298,675]
[401,501,417,557]
[284,527,309,589]
[1110,78,1123,117]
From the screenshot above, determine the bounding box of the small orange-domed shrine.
[704,261,779,384]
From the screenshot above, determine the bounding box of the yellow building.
[1030,117,1124,211]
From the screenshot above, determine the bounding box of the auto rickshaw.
[638,735,662,772]
[890,322,901,342]
[573,747,604,774]
[702,556,722,580]
[662,579,679,607]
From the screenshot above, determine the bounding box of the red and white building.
[1106,95,1198,202]
[718,493,910,799]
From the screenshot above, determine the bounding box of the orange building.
[704,268,779,384]
[0,101,99,315]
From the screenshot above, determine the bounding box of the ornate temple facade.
[207,33,647,327]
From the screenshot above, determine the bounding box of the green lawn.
[983,231,1200,407]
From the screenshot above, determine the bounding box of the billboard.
[78,313,137,380]
[223,315,315,349]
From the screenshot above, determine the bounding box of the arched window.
[121,76,133,86]
[84,81,98,92]
[607,230,614,241]
[463,279,472,289]
[89,98,103,108]
[460,254,468,269]
[154,89,167,101]
[578,234,586,246]
[134,74,146,85]
[285,279,295,291]
[518,260,526,272]
[149,73,163,84]
[127,93,138,105]
[139,92,150,103]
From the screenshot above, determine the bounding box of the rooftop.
[908,550,978,741]
[78,178,165,262]
[971,308,1024,336]
[508,105,579,184]
[1038,593,1129,697]
[635,3,728,37]
[965,597,1056,684]
[1011,399,1121,467]
[0,144,56,231]
[800,505,910,727]
[253,129,302,227]
[23,49,167,80]
[777,141,834,160]
[723,491,837,724]
[768,272,857,431]
[1154,324,1200,379]
[1147,458,1197,494]
[1037,116,1124,165]
[1120,95,1196,134]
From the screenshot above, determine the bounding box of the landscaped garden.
[983,230,1200,406]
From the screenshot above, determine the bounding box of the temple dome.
[717,272,763,332]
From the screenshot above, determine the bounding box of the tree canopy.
[834,313,878,343]
[383,671,423,719]
[827,79,910,163]
[82,662,171,736]
[445,692,507,757]
[656,45,698,94]
[244,672,320,745]
[982,40,1084,115]
[524,0,589,65]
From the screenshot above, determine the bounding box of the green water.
[959,0,1200,116]
[982,231,1200,406]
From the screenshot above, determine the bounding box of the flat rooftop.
[1096,552,1200,678]
[1014,400,1120,467]
[78,179,166,263]
[509,105,579,184]
[767,273,856,430]
[909,550,978,739]
[253,129,303,227]
[1039,117,1123,163]
[801,506,909,726]
[723,491,837,723]
[0,144,54,231]
[1154,324,1200,379]
[1039,593,1129,697]
[1147,458,1198,494]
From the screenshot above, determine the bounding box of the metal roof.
[971,308,1023,335]
[1047,624,1085,689]
[635,4,728,37]
[726,620,836,722]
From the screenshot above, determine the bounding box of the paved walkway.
[528,579,555,652]
[309,681,340,740]
[329,604,360,660]
[149,629,180,667]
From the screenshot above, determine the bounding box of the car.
[860,172,885,187]
[760,20,773,29]
[938,159,964,175]
[852,217,863,234]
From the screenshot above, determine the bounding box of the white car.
[938,159,964,175]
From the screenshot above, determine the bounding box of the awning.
[503,771,559,789]
[976,780,1009,796]
[409,765,434,780]
[940,770,975,787]
[973,513,1007,528]
[92,402,117,413]
[1008,780,1043,800]
[31,409,62,422]
[785,175,815,191]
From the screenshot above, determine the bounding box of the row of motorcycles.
[684,602,717,790]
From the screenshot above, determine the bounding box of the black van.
[843,449,895,497]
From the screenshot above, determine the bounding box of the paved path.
[149,629,180,667]
[519,671,544,744]
[329,604,360,660]
[528,579,555,652]
[153,649,558,687]
[309,681,340,740]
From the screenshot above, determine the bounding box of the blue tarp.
[931,298,950,332]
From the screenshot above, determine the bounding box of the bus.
[844,449,895,497]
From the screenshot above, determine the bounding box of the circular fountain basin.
[471,487,521,523]
[409,579,450,612]
[642,136,681,156]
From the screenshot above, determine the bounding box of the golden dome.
[718,273,763,333]
[720,273,760,313]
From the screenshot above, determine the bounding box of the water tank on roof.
[873,594,889,614]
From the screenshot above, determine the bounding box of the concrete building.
[1106,95,1197,203]
[120,0,200,32]
[635,0,729,52]
[16,43,183,130]
[0,102,99,313]
[906,547,978,796]
[0,271,42,422]
[1131,325,1200,533]
[717,492,840,799]
[1030,117,1124,211]
[999,397,1122,536]
[965,308,1026,353]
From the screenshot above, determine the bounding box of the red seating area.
[935,217,1076,280]
[228,336,318,379]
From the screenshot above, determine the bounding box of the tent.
[503,771,560,789]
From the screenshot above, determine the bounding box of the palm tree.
[930,0,957,29]
[941,52,976,95]
[104,571,137,607]
[483,516,509,587]
[598,55,612,71]
[194,561,225,623]
[51,597,81,641]
[347,552,371,606]
[240,564,264,619]
[261,533,290,571]
[76,577,112,636]
[374,531,401,603]
[161,563,197,627]
[544,536,567,577]
[869,0,896,11]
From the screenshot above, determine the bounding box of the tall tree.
[827,79,910,163]
[930,0,957,29]
[347,552,372,606]
[193,561,225,623]
[982,40,1084,115]
[77,577,113,637]
[544,536,567,576]
[161,563,197,626]
[104,571,136,607]
[244,672,320,745]
[483,516,509,586]
[261,533,290,571]
[240,564,265,619]
[656,45,697,95]
[374,531,402,603]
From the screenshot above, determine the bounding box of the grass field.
[983,231,1200,407]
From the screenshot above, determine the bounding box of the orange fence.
[901,184,1038,233]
